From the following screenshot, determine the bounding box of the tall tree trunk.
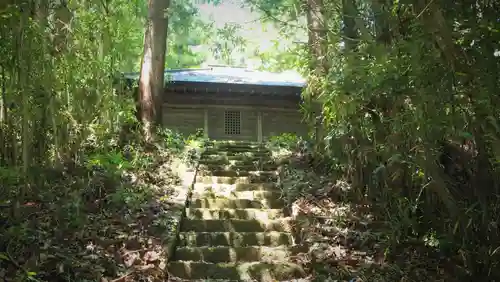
[0,55,6,165]
[305,0,327,155]
[138,0,170,142]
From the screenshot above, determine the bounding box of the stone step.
[206,140,261,146]
[201,158,275,166]
[207,144,266,151]
[178,231,294,247]
[197,170,278,179]
[202,150,270,157]
[207,140,264,146]
[199,163,278,172]
[181,218,293,233]
[192,190,281,201]
[174,245,307,263]
[196,175,277,184]
[190,197,284,209]
[168,261,306,281]
[200,154,271,164]
[192,183,279,193]
[185,208,285,220]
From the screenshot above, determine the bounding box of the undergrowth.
[0,126,206,282]
[267,133,500,282]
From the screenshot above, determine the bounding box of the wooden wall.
[163,91,301,109]
[162,107,204,136]
[161,89,308,141]
[262,109,308,140]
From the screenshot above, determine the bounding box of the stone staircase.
[168,141,306,281]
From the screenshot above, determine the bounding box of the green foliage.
[209,23,248,66]
[254,41,309,73]
[85,151,134,172]
[156,127,186,152]
[251,0,500,280]
[268,132,301,149]
[0,126,196,281]
[0,1,212,279]
[167,0,214,68]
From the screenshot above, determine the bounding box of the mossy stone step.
[199,163,278,172]
[178,231,294,247]
[196,175,276,184]
[192,183,279,194]
[192,190,281,201]
[201,148,271,156]
[201,154,271,163]
[200,158,275,166]
[197,170,278,179]
[206,140,264,146]
[206,144,266,151]
[190,197,284,209]
[168,261,306,281]
[181,218,293,233]
[206,140,262,146]
[185,208,285,220]
[174,245,307,263]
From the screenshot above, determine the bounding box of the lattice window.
[224,110,241,135]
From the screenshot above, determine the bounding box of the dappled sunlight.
[169,260,305,281]
[182,216,293,233]
[179,230,293,247]
[270,133,459,281]
[175,245,303,263]
[270,146,294,162]
[4,0,499,279]
[0,123,204,281]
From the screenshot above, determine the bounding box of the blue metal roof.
[123,67,306,87]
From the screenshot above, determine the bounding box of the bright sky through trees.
[195,0,306,69]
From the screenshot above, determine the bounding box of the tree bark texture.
[138,0,170,141]
[306,0,327,155]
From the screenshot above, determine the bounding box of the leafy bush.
[268,132,302,149]
[0,125,209,282]
[157,127,186,153]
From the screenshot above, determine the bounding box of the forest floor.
[1,140,461,282]
[289,193,457,282]
[272,145,459,282]
[0,145,191,282]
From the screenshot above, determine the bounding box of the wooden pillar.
[257,111,263,143]
[204,108,209,138]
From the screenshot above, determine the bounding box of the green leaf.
[459,131,473,140]
[0,252,9,261]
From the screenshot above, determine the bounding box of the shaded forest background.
[1,0,500,281]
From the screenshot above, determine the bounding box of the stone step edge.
[184,208,287,220]
[168,260,306,280]
[178,231,294,238]
[181,218,294,233]
[192,183,279,191]
[189,198,286,209]
[175,245,306,253]
[177,232,295,247]
[173,245,307,263]
[195,175,279,184]
[199,164,278,170]
[190,190,283,199]
[185,208,285,213]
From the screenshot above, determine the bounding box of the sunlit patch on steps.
[168,141,307,281]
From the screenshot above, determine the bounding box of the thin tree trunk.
[0,62,7,166]
[306,0,327,75]
[306,0,327,155]
[138,0,170,142]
